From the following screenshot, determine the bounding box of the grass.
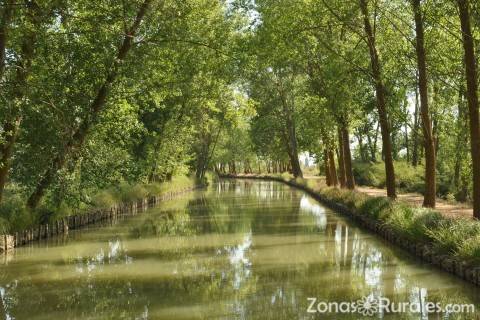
[0,175,197,234]
[271,174,480,266]
[92,176,196,209]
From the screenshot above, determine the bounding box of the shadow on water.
[0,179,479,319]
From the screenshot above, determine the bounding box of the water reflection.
[0,179,478,319]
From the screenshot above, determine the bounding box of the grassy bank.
[230,174,480,267]
[0,176,198,235]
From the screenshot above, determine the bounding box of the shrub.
[353,160,425,193]
[144,183,163,196]
[91,176,195,207]
[92,189,118,209]
[34,201,74,225]
[0,195,75,233]
[0,217,9,234]
[0,195,36,233]
[0,176,197,235]
[116,183,148,203]
[353,161,385,187]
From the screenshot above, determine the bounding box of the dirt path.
[303,175,473,219]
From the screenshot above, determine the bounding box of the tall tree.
[457,0,480,218]
[359,0,396,199]
[26,0,154,209]
[411,0,436,208]
[0,0,42,202]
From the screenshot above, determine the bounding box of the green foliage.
[353,161,425,193]
[0,196,36,232]
[116,184,149,203]
[95,176,196,206]
[358,197,393,220]
[0,0,477,266]
[385,206,443,243]
[426,219,480,255]
[455,235,480,264]
[0,217,9,235]
[0,176,196,234]
[92,189,118,210]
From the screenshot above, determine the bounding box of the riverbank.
[222,173,480,286]
[303,174,473,219]
[0,176,204,252]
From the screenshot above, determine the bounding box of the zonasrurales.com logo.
[356,296,379,316]
[307,295,475,316]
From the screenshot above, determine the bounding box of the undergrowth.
[0,175,197,234]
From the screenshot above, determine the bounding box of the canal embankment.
[0,176,204,252]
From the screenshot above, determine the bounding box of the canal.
[0,179,478,319]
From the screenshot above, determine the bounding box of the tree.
[26,0,154,209]
[0,0,45,202]
[359,0,396,199]
[411,0,436,207]
[457,0,480,218]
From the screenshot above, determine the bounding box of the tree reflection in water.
[0,180,478,319]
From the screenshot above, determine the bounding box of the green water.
[0,179,479,319]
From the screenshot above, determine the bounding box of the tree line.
[212,0,480,218]
[2,0,480,224]
[0,0,248,226]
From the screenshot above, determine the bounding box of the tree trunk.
[324,148,332,186]
[337,128,346,188]
[328,149,338,187]
[412,80,420,167]
[26,0,153,209]
[403,96,410,162]
[457,0,480,218]
[342,126,355,189]
[359,0,396,199]
[454,86,467,190]
[453,104,463,189]
[391,127,397,160]
[372,121,379,161]
[283,110,302,178]
[276,74,303,178]
[195,135,210,179]
[412,0,436,208]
